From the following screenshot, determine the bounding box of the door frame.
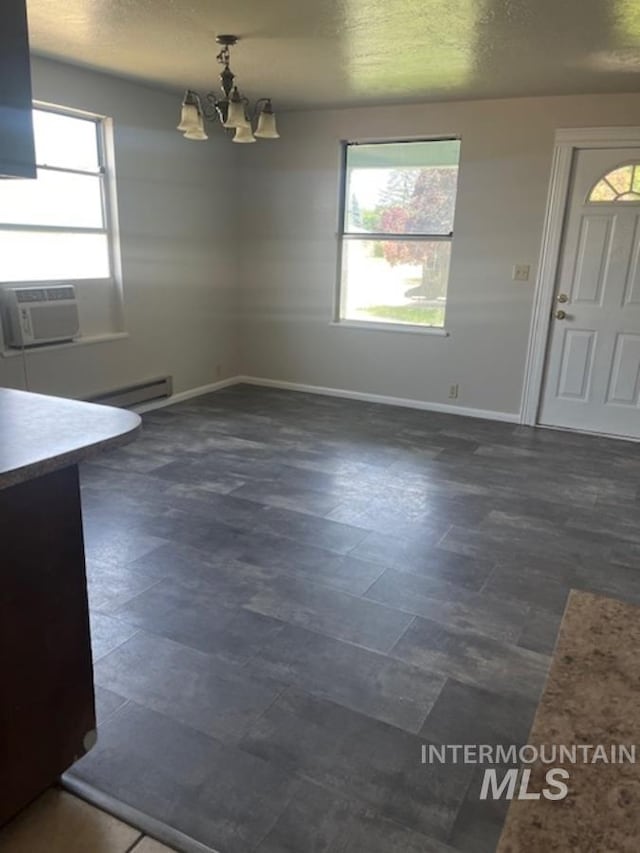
[520,126,640,426]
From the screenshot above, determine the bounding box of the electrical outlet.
[448,384,459,400]
[513,264,530,282]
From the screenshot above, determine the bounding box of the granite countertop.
[497,589,640,852]
[0,388,141,490]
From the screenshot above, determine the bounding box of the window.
[0,106,114,282]
[338,139,460,329]
[589,163,640,203]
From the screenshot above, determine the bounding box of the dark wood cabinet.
[0,389,140,825]
[0,0,36,179]
[0,466,96,825]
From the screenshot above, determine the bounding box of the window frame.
[0,101,119,286]
[335,136,460,334]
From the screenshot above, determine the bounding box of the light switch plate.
[513,264,530,282]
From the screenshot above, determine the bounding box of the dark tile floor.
[67,385,640,853]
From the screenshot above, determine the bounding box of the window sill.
[1,331,129,358]
[330,320,450,337]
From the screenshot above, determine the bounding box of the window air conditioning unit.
[2,285,80,347]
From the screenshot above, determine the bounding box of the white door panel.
[570,216,611,305]
[607,333,640,405]
[624,225,640,305]
[539,149,640,438]
[556,330,596,400]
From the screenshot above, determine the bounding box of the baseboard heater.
[87,376,173,409]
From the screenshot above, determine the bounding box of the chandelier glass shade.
[177,35,279,144]
[233,125,256,144]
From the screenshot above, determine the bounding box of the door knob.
[555,310,567,320]
[557,293,568,303]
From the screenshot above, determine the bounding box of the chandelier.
[176,35,279,144]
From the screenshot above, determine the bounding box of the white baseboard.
[235,375,521,423]
[132,377,240,414]
[131,375,638,436]
[133,373,519,423]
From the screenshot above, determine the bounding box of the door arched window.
[588,163,640,203]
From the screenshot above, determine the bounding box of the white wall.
[237,93,640,417]
[0,57,239,398]
[6,74,640,416]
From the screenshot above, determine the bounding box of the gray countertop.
[0,388,141,490]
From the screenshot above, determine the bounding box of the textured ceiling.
[26,0,640,109]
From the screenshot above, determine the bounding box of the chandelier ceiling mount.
[177,34,279,144]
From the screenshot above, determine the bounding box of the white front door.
[538,148,640,439]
